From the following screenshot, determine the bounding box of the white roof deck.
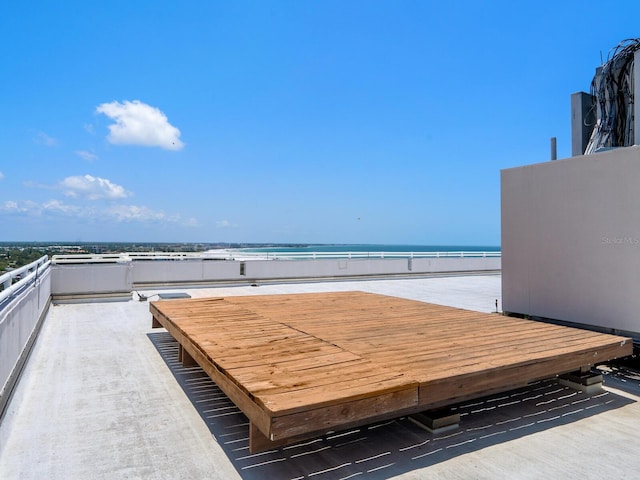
[1,274,639,479]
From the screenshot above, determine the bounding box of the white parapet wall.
[51,255,500,295]
[51,263,133,297]
[0,259,51,414]
[131,259,244,285]
[501,145,640,339]
[244,257,500,280]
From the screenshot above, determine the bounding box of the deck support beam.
[179,344,197,367]
[558,368,604,394]
[409,408,460,434]
[249,423,283,453]
[249,423,328,453]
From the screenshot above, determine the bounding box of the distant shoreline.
[1,241,501,251]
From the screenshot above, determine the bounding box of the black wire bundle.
[585,38,640,154]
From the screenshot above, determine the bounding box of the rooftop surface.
[1,273,639,479]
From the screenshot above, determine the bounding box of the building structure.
[502,40,640,345]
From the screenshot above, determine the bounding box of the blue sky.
[1,1,639,245]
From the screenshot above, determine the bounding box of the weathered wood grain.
[150,291,632,452]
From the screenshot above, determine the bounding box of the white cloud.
[76,150,98,161]
[105,205,197,226]
[1,201,21,212]
[34,131,58,146]
[3,172,197,227]
[0,171,4,180]
[42,199,82,215]
[106,204,167,222]
[60,175,130,200]
[1,200,44,215]
[96,100,184,150]
[1,199,196,226]
[216,219,238,228]
[84,123,95,135]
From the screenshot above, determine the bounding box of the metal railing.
[52,251,235,264]
[0,255,50,304]
[50,253,126,264]
[51,250,501,264]
[236,250,502,260]
[1,255,51,418]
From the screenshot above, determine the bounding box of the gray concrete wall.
[51,263,132,296]
[412,257,500,274]
[501,145,640,336]
[0,267,51,413]
[244,258,408,279]
[135,257,500,284]
[51,257,500,294]
[131,259,242,284]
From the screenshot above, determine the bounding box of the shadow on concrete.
[598,357,640,397]
[148,331,636,480]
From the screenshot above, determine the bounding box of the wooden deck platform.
[149,291,632,452]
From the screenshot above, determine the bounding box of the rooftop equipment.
[580,39,640,155]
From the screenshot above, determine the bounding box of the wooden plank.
[269,386,418,440]
[181,346,197,367]
[418,340,633,407]
[151,315,162,328]
[149,291,633,452]
[149,302,273,437]
[249,422,278,453]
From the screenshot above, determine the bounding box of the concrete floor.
[1,274,639,479]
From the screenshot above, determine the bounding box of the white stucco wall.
[51,257,500,294]
[131,259,242,284]
[0,268,50,410]
[501,145,640,336]
[51,263,132,295]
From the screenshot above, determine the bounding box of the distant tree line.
[0,248,51,273]
[0,246,68,273]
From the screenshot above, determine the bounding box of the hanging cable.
[585,38,640,154]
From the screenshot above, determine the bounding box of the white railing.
[1,255,51,415]
[50,253,126,264]
[126,251,235,261]
[52,250,501,264]
[52,251,235,264]
[233,250,502,260]
[0,255,50,304]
